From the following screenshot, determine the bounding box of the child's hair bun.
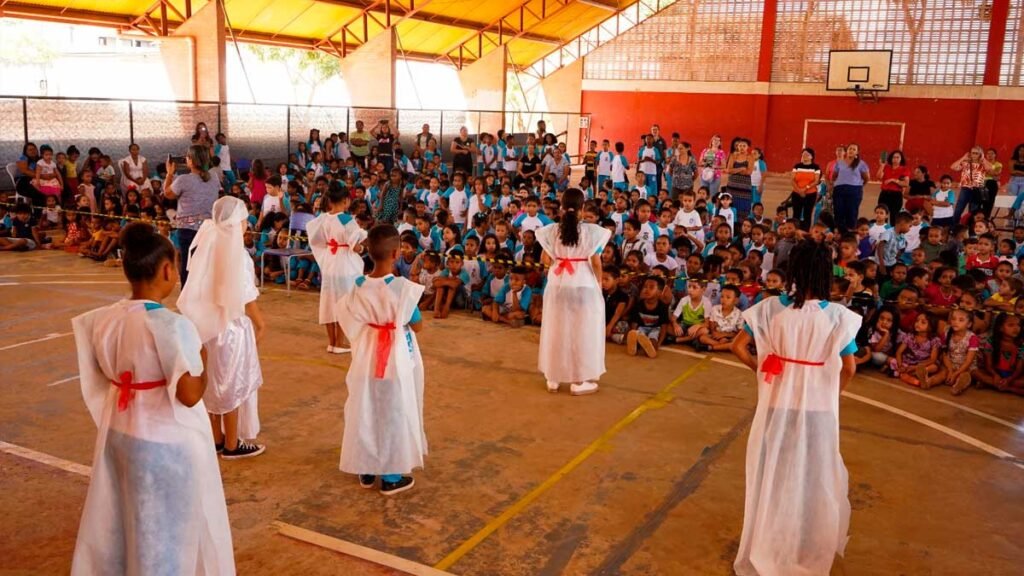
[121,222,176,282]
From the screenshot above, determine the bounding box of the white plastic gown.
[535,222,612,384]
[336,275,427,475]
[307,211,367,324]
[71,300,234,576]
[178,197,262,439]
[735,296,862,576]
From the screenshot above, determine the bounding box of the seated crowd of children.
[4,130,1024,399]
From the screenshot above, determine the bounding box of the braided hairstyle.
[785,239,832,309]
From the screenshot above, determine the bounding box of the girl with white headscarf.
[178,196,267,459]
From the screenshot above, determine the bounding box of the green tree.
[246,45,340,105]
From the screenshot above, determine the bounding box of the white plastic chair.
[4,162,24,203]
[259,211,315,293]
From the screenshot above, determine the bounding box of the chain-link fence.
[1,95,589,189]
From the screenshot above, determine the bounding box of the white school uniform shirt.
[638,145,660,176]
[645,252,680,273]
[337,142,351,160]
[482,144,499,169]
[261,193,284,216]
[502,145,519,172]
[905,223,925,252]
[735,295,860,576]
[71,300,235,575]
[512,212,554,233]
[611,154,629,183]
[448,187,469,225]
[424,190,441,212]
[673,208,704,243]
[708,305,743,333]
[307,211,368,324]
[932,189,955,220]
[610,211,628,235]
[868,222,891,247]
[336,275,427,475]
[597,150,614,177]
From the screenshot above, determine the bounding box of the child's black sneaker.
[221,440,265,460]
[359,475,376,488]
[692,342,708,353]
[215,442,224,454]
[380,476,415,496]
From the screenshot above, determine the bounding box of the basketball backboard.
[826,50,892,92]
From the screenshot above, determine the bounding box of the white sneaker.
[546,381,560,393]
[331,347,351,354]
[326,345,333,353]
[570,381,599,396]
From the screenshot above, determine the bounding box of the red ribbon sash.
[554,257,587,276]
[111,370,167,412]
[328,239,350,254]
[759,354,825,384]
[368,323,396,379]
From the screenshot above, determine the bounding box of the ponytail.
[559,188,585,247]
[785,240,832,309]
[187,145,212,182]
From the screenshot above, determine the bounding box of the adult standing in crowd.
[876,150,909,222]
[516,136,542,188]
[951,146,991,223]
[698,135,726,195]
[165,145,220,285]
[192,122,214,150]
[119,144,152,195]
[905,164,935,213]
[377,168,404,225]
[831,143,870,232]
[371,119,399,173]
[14,142,44,206]
[651,124,668,189]
[350,120,371,169]
[451,126,474,176]
[724,137,755,218]
[983,148,1002,218]
[790,148,821,231]
[669,143,697,198]
[415,124,433,151]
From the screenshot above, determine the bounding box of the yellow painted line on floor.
[261,354,349,371]
[274,521,454,576]
[432,358,710,571]
[859,375,1024,434]
[0,440,90,477]
[841,391,1024,471]
[0,332,73,352]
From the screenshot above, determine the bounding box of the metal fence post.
[22,98,28,143]
[129,100,135,144]
[286,105,291,159]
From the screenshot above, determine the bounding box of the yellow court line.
[432,358,710,571]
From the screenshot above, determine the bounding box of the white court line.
[660,347,750,369]
[46,375,79,387]
[661,347,1024,468]
[0,281,125,286]
[0,441,90,477]
[860,375,1024,434]
[841,391,1024,471]
[0,332,72,352]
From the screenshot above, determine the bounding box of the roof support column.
[340,27,396,108]
[539,57,583,160]
[752,0,778,151]
[162,0,226,102]
[976,0,1009,145]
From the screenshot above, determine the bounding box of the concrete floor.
[2,229,1024,575]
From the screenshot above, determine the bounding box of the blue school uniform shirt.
[440,268,472,296]
[512,212,554,231]
[495,284,532,312]
[485,273,510,299]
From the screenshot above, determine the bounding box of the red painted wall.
[582,90,1024,179]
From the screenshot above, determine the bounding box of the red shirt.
[923,283,957,307]
[880,165,909,193]
[899,308,921,333]
[965,254,999,276]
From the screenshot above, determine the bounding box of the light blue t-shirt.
[833,160,870,187]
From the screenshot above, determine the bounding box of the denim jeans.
[953,186,984,223]
[699,176,720,196]
[1010,176,1024,212]
[833,184,863,232]
[177,227,198,287]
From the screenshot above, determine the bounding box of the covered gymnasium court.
[2,1,1024,575]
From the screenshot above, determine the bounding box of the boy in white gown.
[535,188,612,395]
[307,184,368,354]
[336,224,427,495]
[71,223,235,575]
[178,196,267,459]
[731,240,861,576]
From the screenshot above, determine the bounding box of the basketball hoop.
[853,86,879,103]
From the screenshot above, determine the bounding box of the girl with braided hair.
[731,240,861,576]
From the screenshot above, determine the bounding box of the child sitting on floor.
[432,249,469,318]
[626,276,671,358]
[889,313,942,387]
[697,284,743,352]
[671,280,711,346]
[482,265,531,327]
